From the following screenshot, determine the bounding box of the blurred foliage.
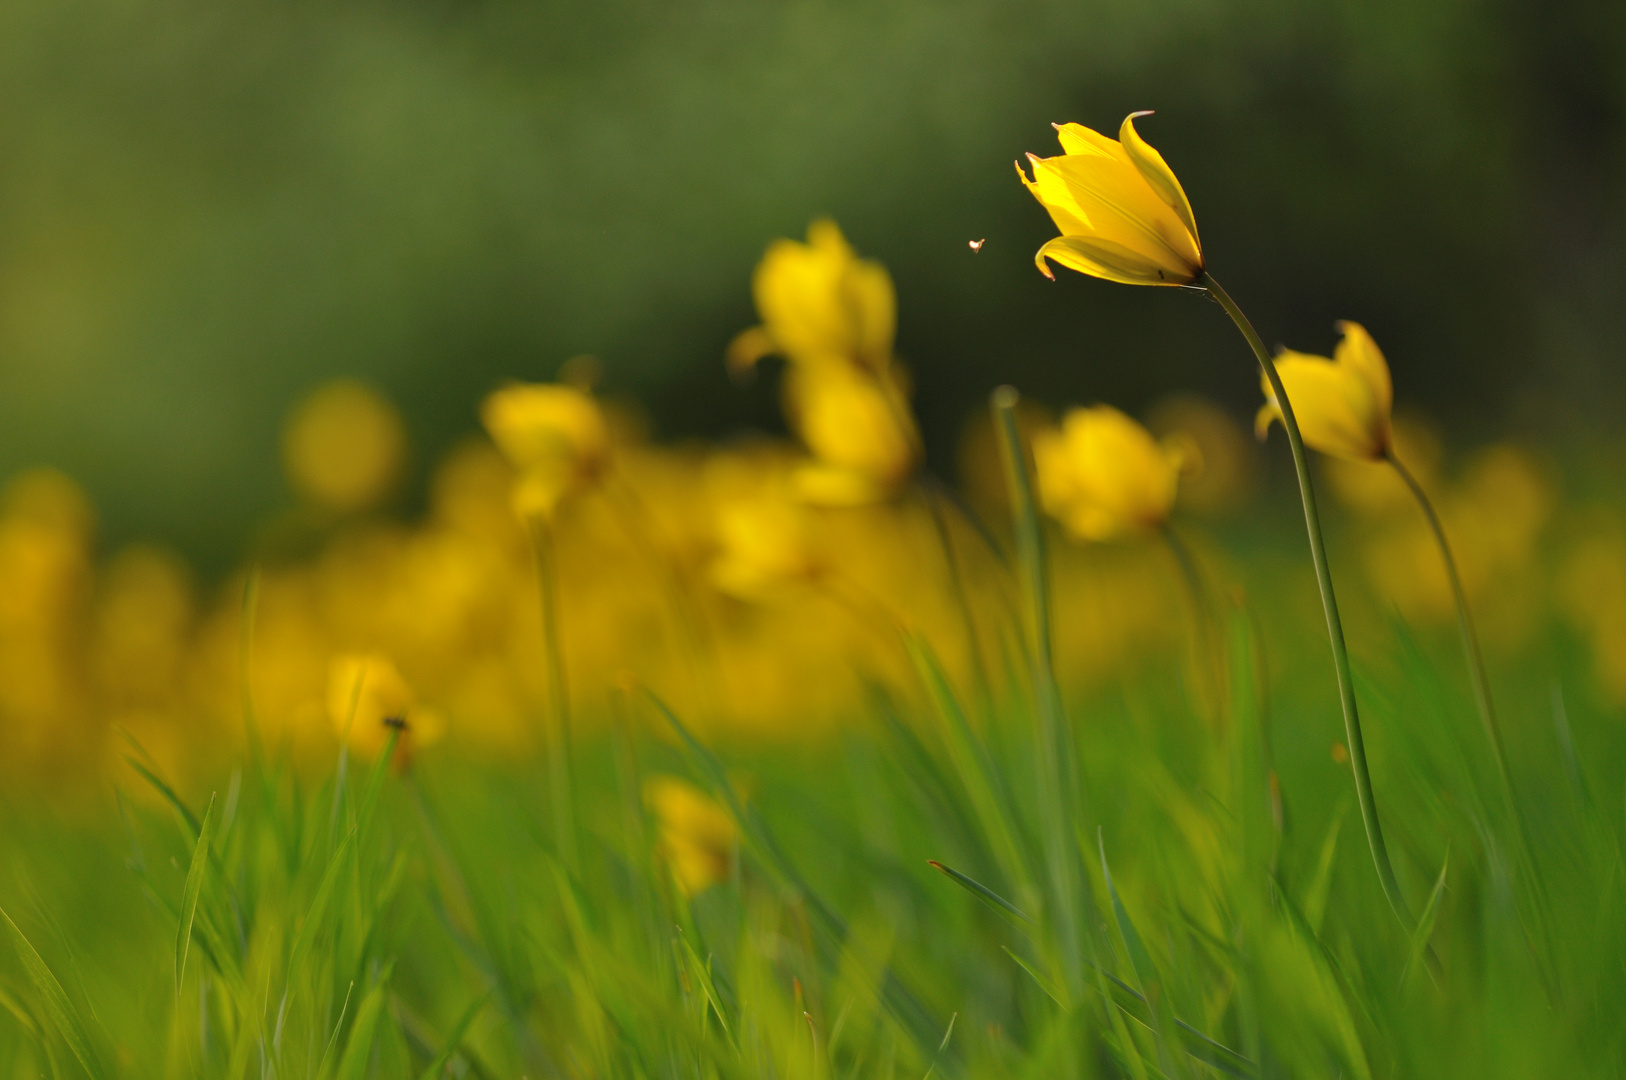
[1,0,1623,565]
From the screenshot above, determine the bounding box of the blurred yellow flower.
[786,365,919,505]
[327,652,443,764]
[728,219,920,504]
[644,775,736,896]
[1256,322,1393,462]
[0,469,94,749]
[91,546,194,709]
[1324,413,1442,517]
[283,380,407,512]
[1145,395,1260,517]
[1034,405,1187,541]
[1364,445,1552,629]
[1017,112,1204,286]
[727,219,894,375]
[480,383,610,518]
[709,492,824,602]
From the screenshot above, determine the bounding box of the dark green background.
[2,0,1621,566]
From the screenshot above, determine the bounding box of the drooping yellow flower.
[727,219,895,375]
[327,652,443,764]
[1255,321,1393,462]
[1033,405,1187,541]
[727,220,921,504]
[480,383,610,518]
[1017,112,1204,286]
[282,380,407,512]
[785,364,919,505]
[644,775,737,896]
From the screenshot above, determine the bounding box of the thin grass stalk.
[1200,272,1412,928]
[527,515,579,873]
[921,484,996,722]
[991,386,1085,990]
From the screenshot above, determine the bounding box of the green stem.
[922,482,996,723]
[991,386,1085,990]
[1386,453,1513,796]
[528,515,579,873]
[1201,272,1412,927]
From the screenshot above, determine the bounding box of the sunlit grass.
[1,204,1623,1077]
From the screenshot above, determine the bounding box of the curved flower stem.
[1385,452,1513,796]
[921,482,996,722]
[1200,271,1412,927]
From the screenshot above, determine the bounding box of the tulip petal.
[726,326,776,376]
[1263,354,1387,461]
[1334,321,1393,416]
[1254,402,1280,441]
[1119,112,1202,255]
[1034,236,1191,287]
[1017,157,1093,238]
[1053,122,1124,159]
[1040,153,1202,279]
[847,259,897,372]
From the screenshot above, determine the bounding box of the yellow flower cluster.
[728,220,920,505]
[0,202,1606,792]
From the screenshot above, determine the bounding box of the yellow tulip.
[785,364,920,505]
[1017,112,1204,286]
[727,219,895,376]
[480,383,610,518]
[728,219,920,504]
[328,652,443,764]
[1255,321,1392,462]
[644,775,737,896]
[1033,405,1186,541]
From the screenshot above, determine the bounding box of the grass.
[1,461,1624,1079]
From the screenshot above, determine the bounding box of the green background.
[2,0,1621,566]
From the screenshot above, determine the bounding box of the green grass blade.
[1402,849,1449,988]
[415,992,490,1080]
[645,687,946,1058]
[1302,803,1347,935]
[992,387,1084,988]
[333,981,390,1080]
[928,861,1031,926]
[677,934,732,1039]
[921,1011,956,1080]
[1001,947,1068,1008]
[316,981,357,1080]
[174,793,217,994]
[288,827,357,982]
[1098,831,1185,1078]
[907,634,1032,888]
[120,746,202,839]
[356,728,402,840]
[0,905,105,1080]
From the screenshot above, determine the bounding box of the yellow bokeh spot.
[283,380,408,512]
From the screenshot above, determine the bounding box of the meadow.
[2,116,1626,1079]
